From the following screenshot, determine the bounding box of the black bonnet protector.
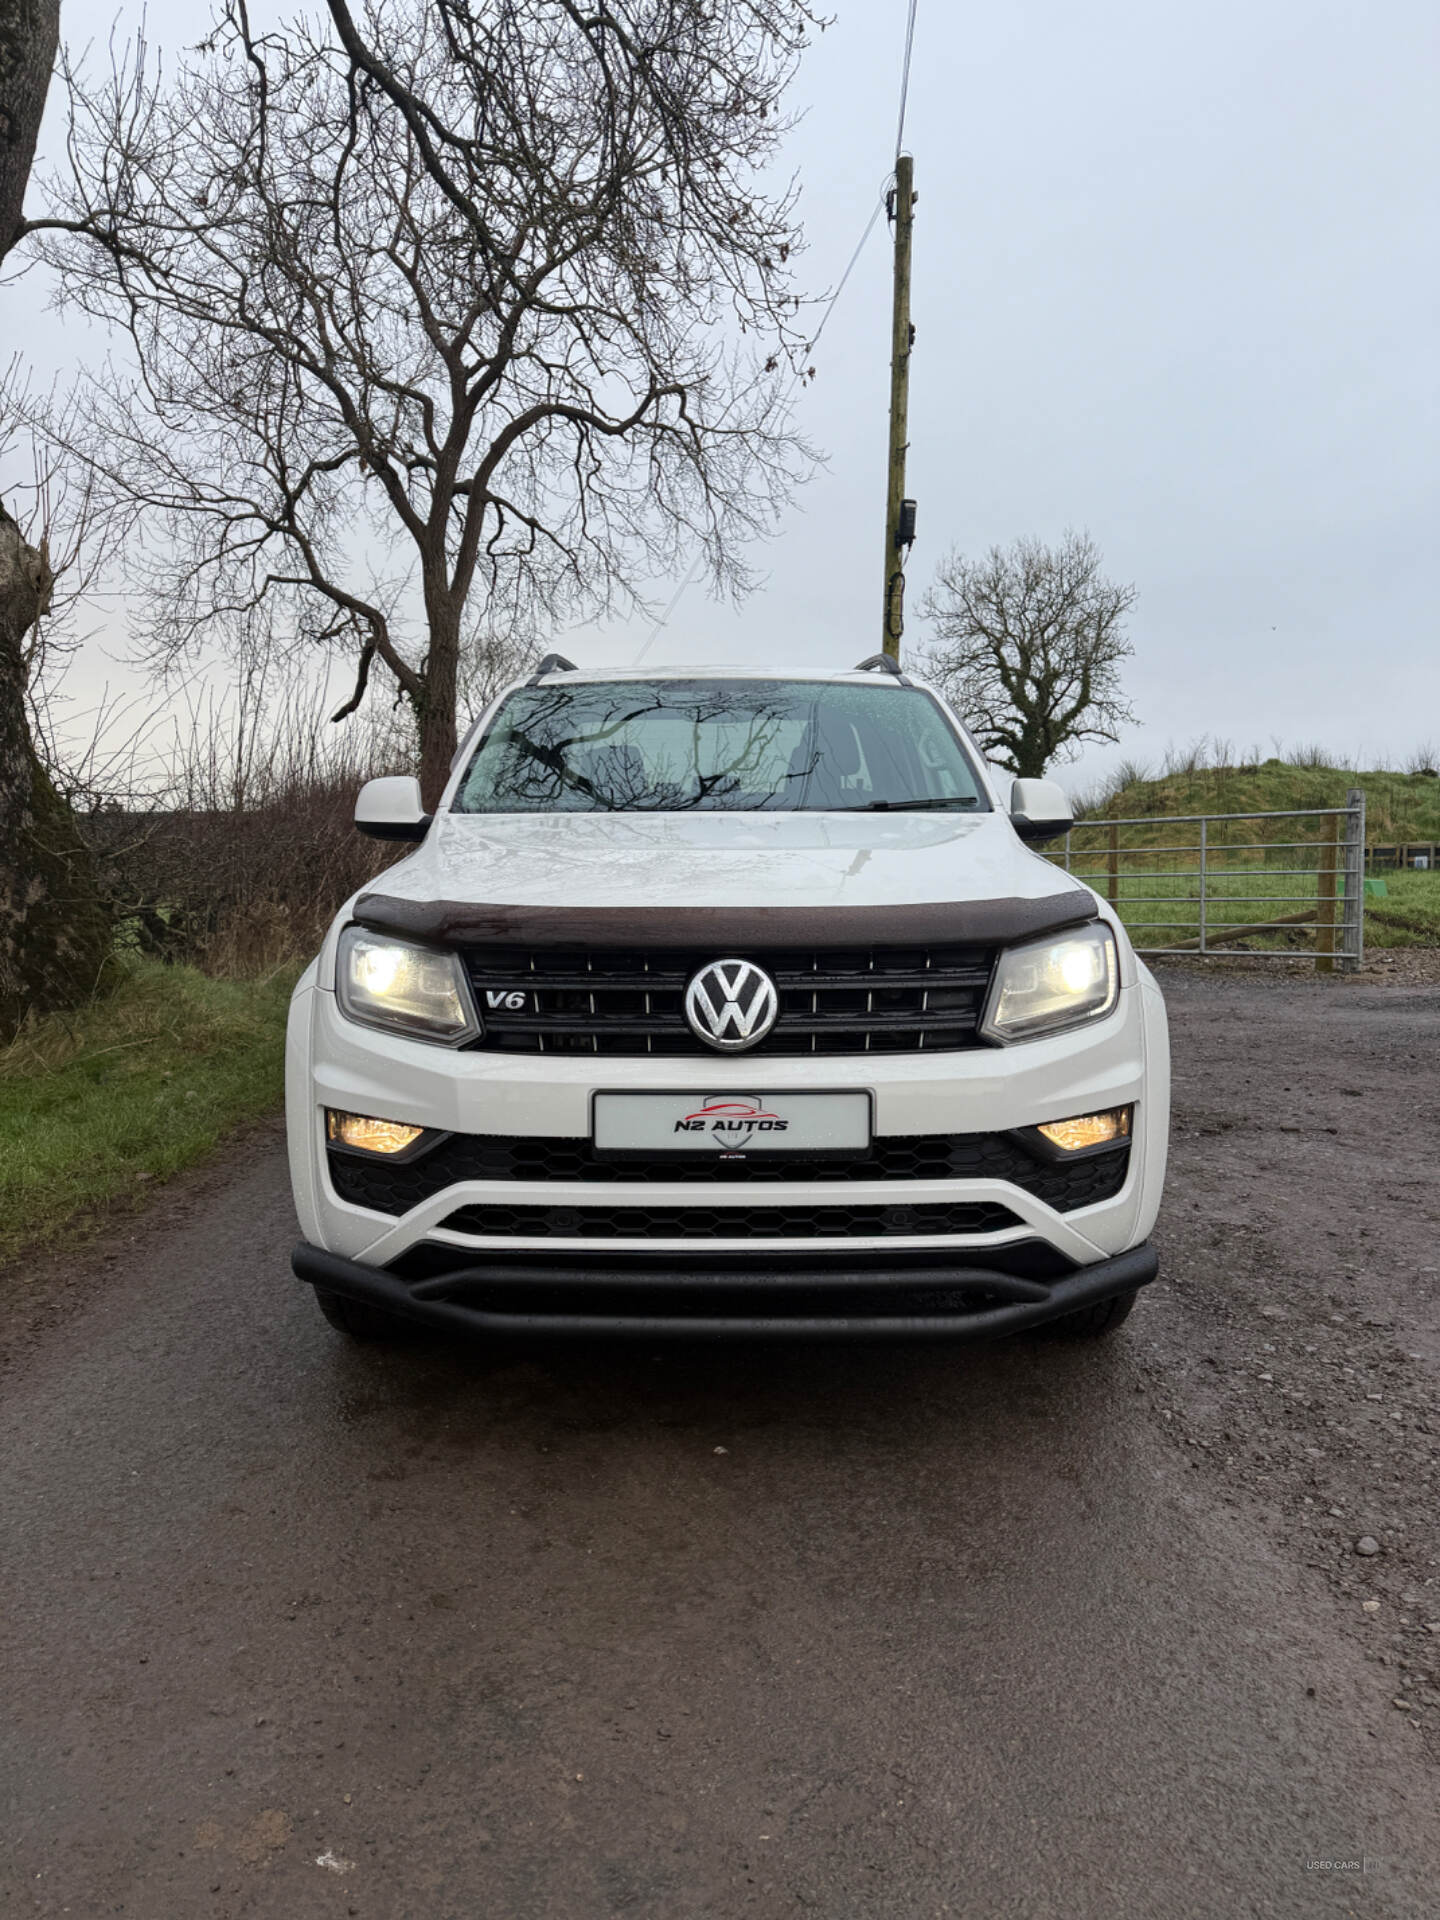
[349,892,1099,950]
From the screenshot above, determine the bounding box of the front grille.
[438,1199,1022,1241]
[327,1132,1129,1215]
[461,944,994,1056]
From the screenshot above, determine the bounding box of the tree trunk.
[0,0,60,258]
[1013,722,1049,779]
[416,596,461,811]
[0,503,116,1041]
[1,6,117,1037]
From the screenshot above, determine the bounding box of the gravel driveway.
[1,966,1437,1918]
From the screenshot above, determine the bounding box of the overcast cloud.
[7,0,1436,791]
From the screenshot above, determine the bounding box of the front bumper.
[285,958,1169,1330]
[293,1239,1159,1341]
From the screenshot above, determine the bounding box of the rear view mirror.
[1010,778,1073,845]
[355,775,431,843]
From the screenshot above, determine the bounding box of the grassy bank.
[1077,759,1440,844]
[0,959,299,1266]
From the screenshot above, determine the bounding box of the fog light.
[1035,1106,1132,1153]
[326,1109,426,1155]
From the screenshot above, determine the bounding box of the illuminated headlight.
[980,923,1119,1043]
[327,1110,428,1155]
[1035,1107,1132,1153]
[336,926,480,1045]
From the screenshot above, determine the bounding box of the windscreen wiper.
[839,797,978,812]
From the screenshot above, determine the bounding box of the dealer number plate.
[592,1091,871,1155]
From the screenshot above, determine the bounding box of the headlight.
[336,926,480,1045]
[979,922,1118,1043]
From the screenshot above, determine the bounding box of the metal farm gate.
[1048,789,1366,971]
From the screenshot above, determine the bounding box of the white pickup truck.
[286,658,1169,1342]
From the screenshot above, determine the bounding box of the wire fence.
[1046,791,1366,970]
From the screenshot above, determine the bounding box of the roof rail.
[852,653,910,683]
[527,651,580,684]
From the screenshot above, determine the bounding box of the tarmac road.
[2,972,1438,1918]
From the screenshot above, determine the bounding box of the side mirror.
[355,775,431,843]
[1010,777,1073,845]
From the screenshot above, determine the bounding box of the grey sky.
[8,0,1437,790]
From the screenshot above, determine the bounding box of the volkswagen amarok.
[287,659,1169,1341]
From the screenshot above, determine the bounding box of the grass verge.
[0,958,300,1267]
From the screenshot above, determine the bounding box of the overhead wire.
[632,1,920,666]
[894,0,920,158]
[630,197,885,667]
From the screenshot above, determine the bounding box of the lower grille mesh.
[437,1200,1022,1241]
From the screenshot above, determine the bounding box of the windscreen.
[452,679,990,814]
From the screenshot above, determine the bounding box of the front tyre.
[1048,1288,1139,1338]
[313,1287,409,1342]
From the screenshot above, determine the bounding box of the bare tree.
[33,0,818,802]
[917,532,1137,778]
[2,0,118,1037]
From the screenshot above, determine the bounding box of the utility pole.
[882,152,916,660]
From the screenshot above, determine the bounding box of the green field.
[0,959,299,1265]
